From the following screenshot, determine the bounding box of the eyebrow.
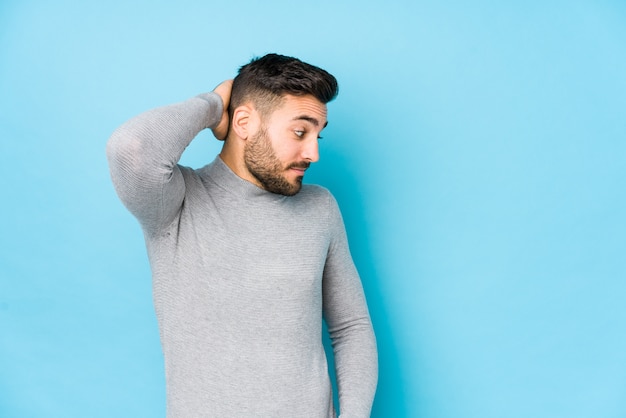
[292,115,329,128]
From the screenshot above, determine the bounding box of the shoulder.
[295,184,342,220]
[177,164,212,193]
[177,164,200,183]
[297,184,335,205]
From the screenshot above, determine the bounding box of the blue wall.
[1,1,625,417]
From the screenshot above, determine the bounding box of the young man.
[107,54,378,417]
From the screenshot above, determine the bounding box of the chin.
[283,181,303,196]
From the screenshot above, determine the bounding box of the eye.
[294,130,323,139]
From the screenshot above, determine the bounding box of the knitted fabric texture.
[106,93,377,417]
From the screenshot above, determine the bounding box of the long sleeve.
[322,195,378,418]
[106,93,223,232]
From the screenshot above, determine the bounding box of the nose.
[301,137,319,163]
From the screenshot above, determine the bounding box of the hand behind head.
[212,79,233,140]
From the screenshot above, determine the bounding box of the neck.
[219,140,261,188]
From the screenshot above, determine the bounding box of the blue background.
[1,1,625,417]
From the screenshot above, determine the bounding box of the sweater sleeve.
[106,93,223,233]
[322,194,378,418]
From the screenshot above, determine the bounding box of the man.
[107,53,377,417]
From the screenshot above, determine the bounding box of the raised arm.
[106,81,232,233]
[322,195,378,418]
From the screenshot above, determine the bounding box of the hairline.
[239,91,328,120]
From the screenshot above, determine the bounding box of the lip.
[290,167,307,174]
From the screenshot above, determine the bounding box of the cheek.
[277,143,302,163]
[266,132,297,160]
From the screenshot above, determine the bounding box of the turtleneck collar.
[202,156,287,203]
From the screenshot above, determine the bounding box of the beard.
[244,127,309,196]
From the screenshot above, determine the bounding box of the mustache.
[286,162,311,170]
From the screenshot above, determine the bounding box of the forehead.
[270,94,328,126]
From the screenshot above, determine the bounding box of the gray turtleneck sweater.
[106,92,378,417]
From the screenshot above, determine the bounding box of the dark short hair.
[230,53,338,118]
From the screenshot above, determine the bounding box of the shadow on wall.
[313,142,408,418]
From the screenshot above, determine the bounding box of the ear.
[231,104,259,140]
